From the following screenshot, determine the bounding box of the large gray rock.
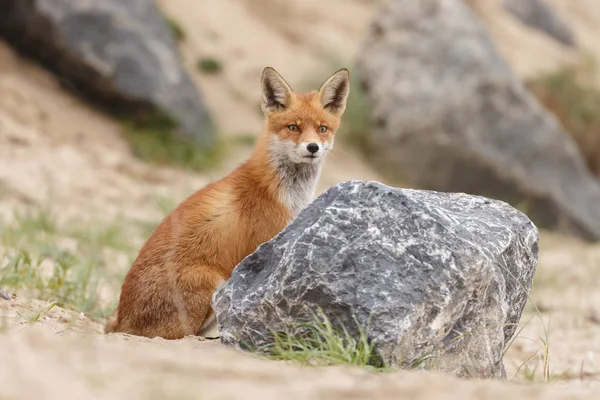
[355,0,600,241]
[504,0,576,47]
[213,181,539,378]
[0,0,214,147]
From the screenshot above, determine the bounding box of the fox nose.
[306,143,320,154]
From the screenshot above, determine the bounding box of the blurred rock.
[213,180,539,378]
[0,0,215,147]
[504,0,576,47]
[356,0,600,240]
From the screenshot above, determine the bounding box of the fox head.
[260,67,350,165]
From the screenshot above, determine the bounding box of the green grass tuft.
[31,301,58,323]
[1,206,57,248]
[0,249,108,317]
[122,119,224,172]
[164,16,186,42]
[197,58,223,74]
[0,208,146,318]
[256,308,386,370]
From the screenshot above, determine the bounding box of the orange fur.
[105,67,350,339]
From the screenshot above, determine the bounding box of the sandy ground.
[2,0,600,398]
[1,298,600,400]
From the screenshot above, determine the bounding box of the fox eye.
[318,125,328,133]
[288,124,299,132]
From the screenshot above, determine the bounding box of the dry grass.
[526,56,600,178]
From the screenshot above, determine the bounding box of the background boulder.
[0,0,215,147]
[213,181,539,378]
[503,0,576,47]
[355,0,600,240]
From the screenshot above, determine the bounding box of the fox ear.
[261,67,293,114]
[318,68,350,115]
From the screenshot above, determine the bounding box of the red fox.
[104,67,351,339]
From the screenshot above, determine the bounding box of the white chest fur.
[268,146,323,217]
[278,163,322,217]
